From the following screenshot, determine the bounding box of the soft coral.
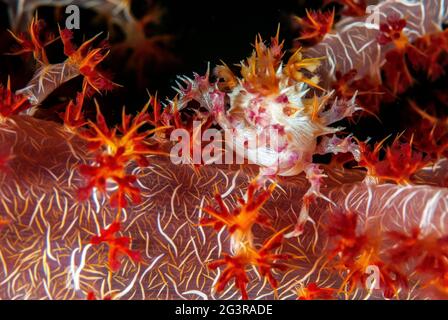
[77,100,168,209]
[387,228,448,294]
[90,221,141,272]
[295,9,334,46]
[0,78,32,118]
[59,28,116,95]
[325,209,408,298]
[200,181,276,246]
[208,229,290,299]
[358,137,429,185]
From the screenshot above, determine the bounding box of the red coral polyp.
[297,283,335,300]
[325,209,408,298]
[377,14,407,48]
[63,91,87,130]
[358,138,429,184]
[77,152,142,209]
[77,99,169,210]
[86,291,112,300]
[387,228,448,293]
[407,29,448,81]
[59,28,116,94]
[0,80,31,118]
[208,254,250,299]
[208,229,290,299]
[200,182,275,237]
[325,209,368,263]
[295,9,334,45]
[8,17,56,64]
[255,229,292,290]
[91,221,141,272]
[81,101,167,163]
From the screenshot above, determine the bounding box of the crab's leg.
[285,163,334,239]
[315,134,360,161]
[284,135,360,238]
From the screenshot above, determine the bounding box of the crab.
[172,31,361,238]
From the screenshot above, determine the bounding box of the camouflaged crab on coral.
[0,0,448,301]
[172,29,362,238]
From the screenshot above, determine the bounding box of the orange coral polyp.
[297,283,335,300]
[63,91,87,130]
[387,228,448,292]
[0,79,32,118]
[295,9,334,44]
[77,152,139,205]
[77,149,144,210]
[59,28,116,94]
[202,182,291,299]
[201,182,276,239]
[82,101,167,162]
[283,49,323,91]
[208,229,290,299]
[326,209,408,298]
[358,138,429,184]
[208,254,250,299]
[77,98,170,209]
[8,17,56,64]
[91,221,141,272]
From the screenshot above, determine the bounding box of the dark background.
[1,0,446,150]
[0,0,325,119]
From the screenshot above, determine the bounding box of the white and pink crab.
[171,31,361,238]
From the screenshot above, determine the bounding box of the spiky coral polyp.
[358,138,429,185]
[240,32,285,96]
[77,99,168,209]
[377,14,408,50]
[0,80,31,118]
[77,152,142,209]
[208,229,290,299]
[200,182,276,246]
[60,28,116,95]
[387,228,448,294]
[201,180,292,299]
[91,221,141,272]
[8,16,56,64]
[297,283,335,300]
[295,9,334,45]
[326,209,408,298]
